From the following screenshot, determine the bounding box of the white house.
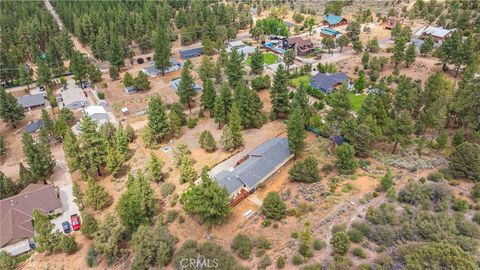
[84,105,108,125]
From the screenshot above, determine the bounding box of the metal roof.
[124,86,137,94]
[84,105,107,117]
[16,93,45,108]
[24,120,44,133]
[415,26,453,38]
[213,138,292,193]
[323,14,345,25]
[321,27,341,36]
[61,87,88,106]
[180,47,203,59]
[169,78,201,92]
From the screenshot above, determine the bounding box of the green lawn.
[350,93,366,112]
[246,52,279,65]
[289,74,312,88]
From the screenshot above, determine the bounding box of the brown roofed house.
[287,36,315,56]
[385,17,404,29]
[0,184,62,256]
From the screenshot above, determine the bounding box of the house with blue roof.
[210,138,293,204]
[180,47,203,59]
[310,72,349,94]
[320,27,342,38]
[323,14,348,28]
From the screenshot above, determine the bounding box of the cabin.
[415,26,454,42]
[211,138,293,204]
[323,14,348,28]
[180,47,204,59]
[310,72,348,94]
[0,184,62,256]
[320,27,342,38]
[385,17,404,29]
[287,36,315,56]
[17,93,45,111]
[61,88,89,110]
[169,78,201,93]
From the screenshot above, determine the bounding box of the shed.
[24,120,44,133]
[323,14,348,28]
[180,47,204,59]
[320,27,342,38]
[124,86,137,94]
[310,72,348,94]
[17,94,45,110]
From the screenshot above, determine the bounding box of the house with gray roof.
[211,138,293,201]
[17,93,45,110]
[142,57,183,77]
[415,26,454,42]
[24,120,44,133]
[180,47,204,59]
[61,87,89,110]
[0,184,62,256]
[310,72,348,94]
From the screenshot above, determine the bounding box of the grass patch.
[349,93,365,112]
[289,74,312,88]
[246,52,279,65]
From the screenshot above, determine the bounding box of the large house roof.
[310,72,348,93]
[213,138,292,194]
[0,184,62,247]
[323,14,345,25]
[415,26,453,38]
[16,93,45,108]
[61,87,88,106]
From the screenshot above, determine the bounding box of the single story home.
[385,17,404,29]
[61,87,89,110]
[169,78,201,93]
[320,27,342,38]
[323,14,348,28]
[0,184,62,256]
[287,36,315,56]
[310,72,348,94]
[415,26,454,42]
[84,105,108,125]
[17,93,45,111]
[143,58,183,77]
[227,40,257,56]
[212,138,293,205]
[180,47,204,59]
[24,120,44,133]
[124,86,137,94]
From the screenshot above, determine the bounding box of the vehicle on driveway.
[71,214,81,231]
[62,221,71,234]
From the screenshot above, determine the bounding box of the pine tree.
[0,88,24,128]
[261,192,287,220]
[153,26,172,76]
[221,103,243,151]
[115,125,129,159]
[452,128,465,147]
[420,36,434,56]
[22,132,55,182]
[322,37,336,54]
[41,109,54,139]
[199,56,216,83]
[391,38,406,68]
[18,64,33,90]
[337,35,350,52]
[405,43,416,67]
[117,172,157,232]
[133,71,150,91]
[109,66,119,80]
[354,71,366,92]
[334,143,357,175]
[177,60,196,113]
[361,51,370,69]
[168,110,182,138]
[289,156,320,183]
[236,84,258,129]
[352,39,363,54]
[326,84,352,123]
[78,116,106,176]
[270,64,290,119]
[283,49,295,70]
[36,60,52,87]
[147,152,164,183]
[201,79,216,115]
[379,170,394,191]
[107,36,124,68]
[33,209,61,253]
[250,48,264,74]
[214,93,227,128]
[105,146,123,176]
[199,130,217,152]
[70,51,87,84]
[80,211,98,239]
[173,141,191,167]
[287,107,306,156]
[85,177,111,210]
[391,22,402,39]
[179,156,197,184]
[180,169,231,226]
[18,162,35,187]
[0,171,19,199]
[0,135,5,156]
[385,113,413,154]
[448,142,480,181]
[147,95,169,142]
[225,48,245,88]
[93,214,126,259]
[436,130,448,150]
[63,128,80,171]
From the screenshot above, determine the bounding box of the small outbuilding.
[24,120,44,134]
[320,27,342,38]
[84,105,108,125]
[124,86,137,94]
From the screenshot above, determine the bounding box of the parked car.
[62,221,71,234]
[71,214,81,231]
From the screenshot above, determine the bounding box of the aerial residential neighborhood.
[0,0,479,269]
